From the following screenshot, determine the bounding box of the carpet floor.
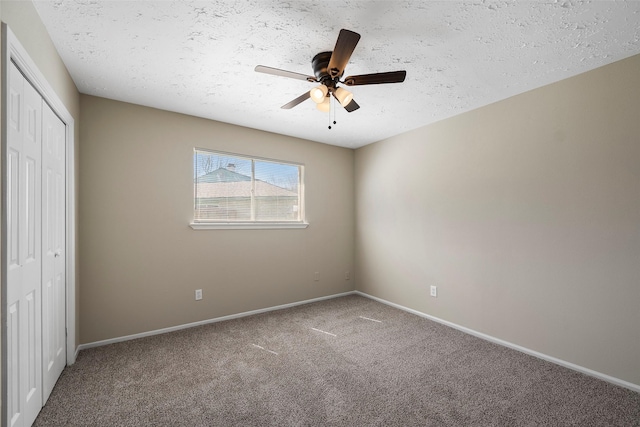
[35,295,640,426]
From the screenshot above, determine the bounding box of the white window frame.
[190,148,308,230]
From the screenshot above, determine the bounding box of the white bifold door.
[6,60,42,427]
[5,61,66,427]
[41,98,67,404]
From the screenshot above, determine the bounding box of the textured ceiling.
[33,0,640,148]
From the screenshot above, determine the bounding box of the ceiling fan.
[255,29,406,114]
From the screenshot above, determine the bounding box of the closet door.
[42,103,67,403]
[41,102,66,404]
[6,62,43,427]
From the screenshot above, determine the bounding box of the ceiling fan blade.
[255,65,317,82]
[327,29,361,78]
[331,91,360,112]
[344,99,360,112]
[281,92,311,109]
[343,70,407,86]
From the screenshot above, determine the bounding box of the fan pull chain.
[328,96,337,130]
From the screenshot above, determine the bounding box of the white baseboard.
[77,291,356,351]
[354,291,640,393]
[76,289,639,393]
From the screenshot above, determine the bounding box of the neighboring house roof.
[196,167,296,198]
[197,167,251,183]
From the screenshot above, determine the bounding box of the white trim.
[72,286,640,393]
[354,291,640,393]
[194,147,305,167]
[66,124,77,366]
[190,222,309,230]
[1,24,77,368]
[78,291,355,350]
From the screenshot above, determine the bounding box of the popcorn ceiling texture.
[33,0,640,148]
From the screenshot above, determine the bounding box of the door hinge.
[65,327,68,337]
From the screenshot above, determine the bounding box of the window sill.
[190,222,309,230]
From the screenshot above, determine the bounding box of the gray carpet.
[35,295,640,426]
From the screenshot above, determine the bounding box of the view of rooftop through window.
[193,149,303,222]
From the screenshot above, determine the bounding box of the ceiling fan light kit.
[255,28,407,120]
[316,96,331,112]
[310,85,328,103]
[334,87,353,107]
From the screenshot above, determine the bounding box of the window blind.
[194,149,303,223]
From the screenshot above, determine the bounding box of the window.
[191,149,307,229]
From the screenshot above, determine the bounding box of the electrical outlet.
[195,289,203,300]
[345,271,350,280]
[430,286,437,298]
[314,272,320,282]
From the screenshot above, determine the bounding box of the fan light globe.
[334,87,353,107]
[316,96,330,112]
[310,85,328,104]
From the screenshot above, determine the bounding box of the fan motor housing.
[312,51,337,82]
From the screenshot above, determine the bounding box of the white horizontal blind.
[194,149,302,222]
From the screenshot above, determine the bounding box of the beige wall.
[1,0,81,392]
[79,95,355,344]
[3,0,638,392]
[355,54,640,386]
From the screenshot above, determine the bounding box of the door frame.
[1,22,77,421]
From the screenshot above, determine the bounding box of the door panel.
[7,149,20,273]
[6,61,43,427]
[7,302,19,426]
[41,102,66,404]
[25,291,37,401]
